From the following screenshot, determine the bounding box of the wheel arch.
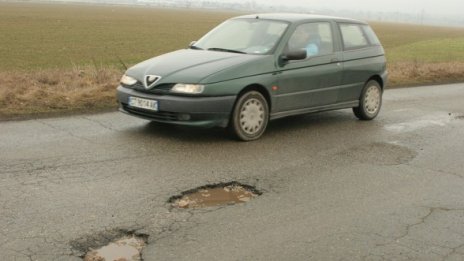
[367,75,384,90]
[236,84,272,111]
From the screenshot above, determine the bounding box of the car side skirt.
[270,100,359,120]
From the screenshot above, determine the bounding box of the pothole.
[169,182,262,209]
[70,229,148,261]
[83,236,145,261]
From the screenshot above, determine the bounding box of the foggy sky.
[245,0,462,16]
[38,0,464,19]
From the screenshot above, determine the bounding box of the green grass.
[368,22,464,63]
[386,38,464,63]
[0,2,237,70]
[369,22,464,49]
[1,3,464,71]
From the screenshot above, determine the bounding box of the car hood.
[126,49,272,86]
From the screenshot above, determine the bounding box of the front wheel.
[229,91,269,141]
[353,80,382,120]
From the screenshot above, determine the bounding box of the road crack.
[36,119,94,143]
[407,162,464,179]
[370,206,464,259]
[81,116,116,132]
[393,207,435,241]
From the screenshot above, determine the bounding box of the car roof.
[233,13,366,24]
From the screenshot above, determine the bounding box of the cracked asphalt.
[1,83,464,261]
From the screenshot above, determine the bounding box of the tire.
[353,80,382,120]
[229,91,269,141]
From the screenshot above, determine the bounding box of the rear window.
[339,23,369,50]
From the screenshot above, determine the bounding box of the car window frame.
[338,22,372,51]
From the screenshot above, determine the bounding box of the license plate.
[128,96,158,111]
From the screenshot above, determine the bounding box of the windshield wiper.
[207,47,246,54]
[189,45,203,50]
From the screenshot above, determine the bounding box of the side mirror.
[281,49,307,61]
[189,41,197,47]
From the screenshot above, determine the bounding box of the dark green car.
[117,13,387,141]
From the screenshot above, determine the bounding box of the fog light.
[178,114,191,121]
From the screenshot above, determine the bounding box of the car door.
[274,21,343,113]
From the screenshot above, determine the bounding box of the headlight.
[171,83,204,94]
[120,74,137,86]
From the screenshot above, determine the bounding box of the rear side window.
[362,25,381,46]
[339,23,369,50]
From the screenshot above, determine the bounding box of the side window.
[287,22,334,57]
[339,23,369,50]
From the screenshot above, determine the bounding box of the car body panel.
[126,49,269,86]
[274,53,343,111]
[339,52,387,103]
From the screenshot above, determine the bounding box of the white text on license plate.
[128,97,158,111]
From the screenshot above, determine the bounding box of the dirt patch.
[169,182,262,209]
[70,228,148,260]
[338,142,417,166]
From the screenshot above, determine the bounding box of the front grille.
[122,103,178,121]
[132,81,145,90]
[122,81,173,95]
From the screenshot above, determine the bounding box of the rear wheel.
[229,91,269,141]
[353,80,382,120]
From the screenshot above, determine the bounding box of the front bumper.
[117,86,236,128]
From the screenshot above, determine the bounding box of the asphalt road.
[1,83,464,261]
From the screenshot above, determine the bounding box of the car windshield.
[193,18,288,55]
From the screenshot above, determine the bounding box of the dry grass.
[388,62,464,87]
[3,61,463,120]
[0,67,121,119]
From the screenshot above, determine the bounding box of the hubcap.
[240,98,265,135]
[364,85,381,114]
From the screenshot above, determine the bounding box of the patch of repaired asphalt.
[70,228,148,260]
[169,182,262,209]
[338,142,417,166]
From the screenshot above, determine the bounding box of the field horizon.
[1,2,464,119]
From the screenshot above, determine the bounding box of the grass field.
[1,2,464,119]
[0,2,235,70]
